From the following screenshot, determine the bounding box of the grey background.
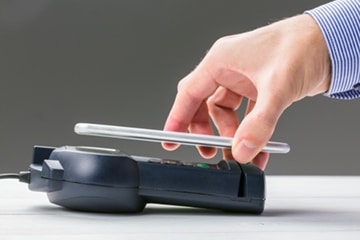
[0,0,359,175]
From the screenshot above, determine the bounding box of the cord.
[0,171,31,183]
[0,173,19,179]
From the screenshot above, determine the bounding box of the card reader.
[27,145,265,213]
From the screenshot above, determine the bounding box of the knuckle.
[251,111,276,140]
[206,95,216,108]
[206,95,222,118]
[213,35,232,48]
[176,79,185,92]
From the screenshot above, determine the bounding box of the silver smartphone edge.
[74,123,290,154]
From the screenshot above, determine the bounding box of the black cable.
[0,171,31,183]
[0,173,19,179]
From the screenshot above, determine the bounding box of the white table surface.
[1,176,360,240]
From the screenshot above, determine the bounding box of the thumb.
[232,92,289,164]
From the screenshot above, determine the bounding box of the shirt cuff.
[305,0,360,100]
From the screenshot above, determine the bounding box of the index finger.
[162,68,219,149]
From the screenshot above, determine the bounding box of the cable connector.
[0,171,30,183]
[18,171,31,183]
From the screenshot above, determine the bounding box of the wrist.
[300,14,331,96]
[273,14,331,99]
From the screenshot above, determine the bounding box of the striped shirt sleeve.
[305,0,360,100]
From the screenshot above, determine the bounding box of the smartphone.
[74,123,290,154]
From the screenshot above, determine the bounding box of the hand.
[162,14,331,170]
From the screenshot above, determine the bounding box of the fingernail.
[233,140,258,163]
[161,142,179,151]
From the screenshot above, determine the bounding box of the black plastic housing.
[28,146,265,213]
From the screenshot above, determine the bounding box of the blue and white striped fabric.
[306,0,360,100]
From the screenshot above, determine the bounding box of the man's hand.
[163,14,331,170]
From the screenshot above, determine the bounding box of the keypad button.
[196,163,210,169]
